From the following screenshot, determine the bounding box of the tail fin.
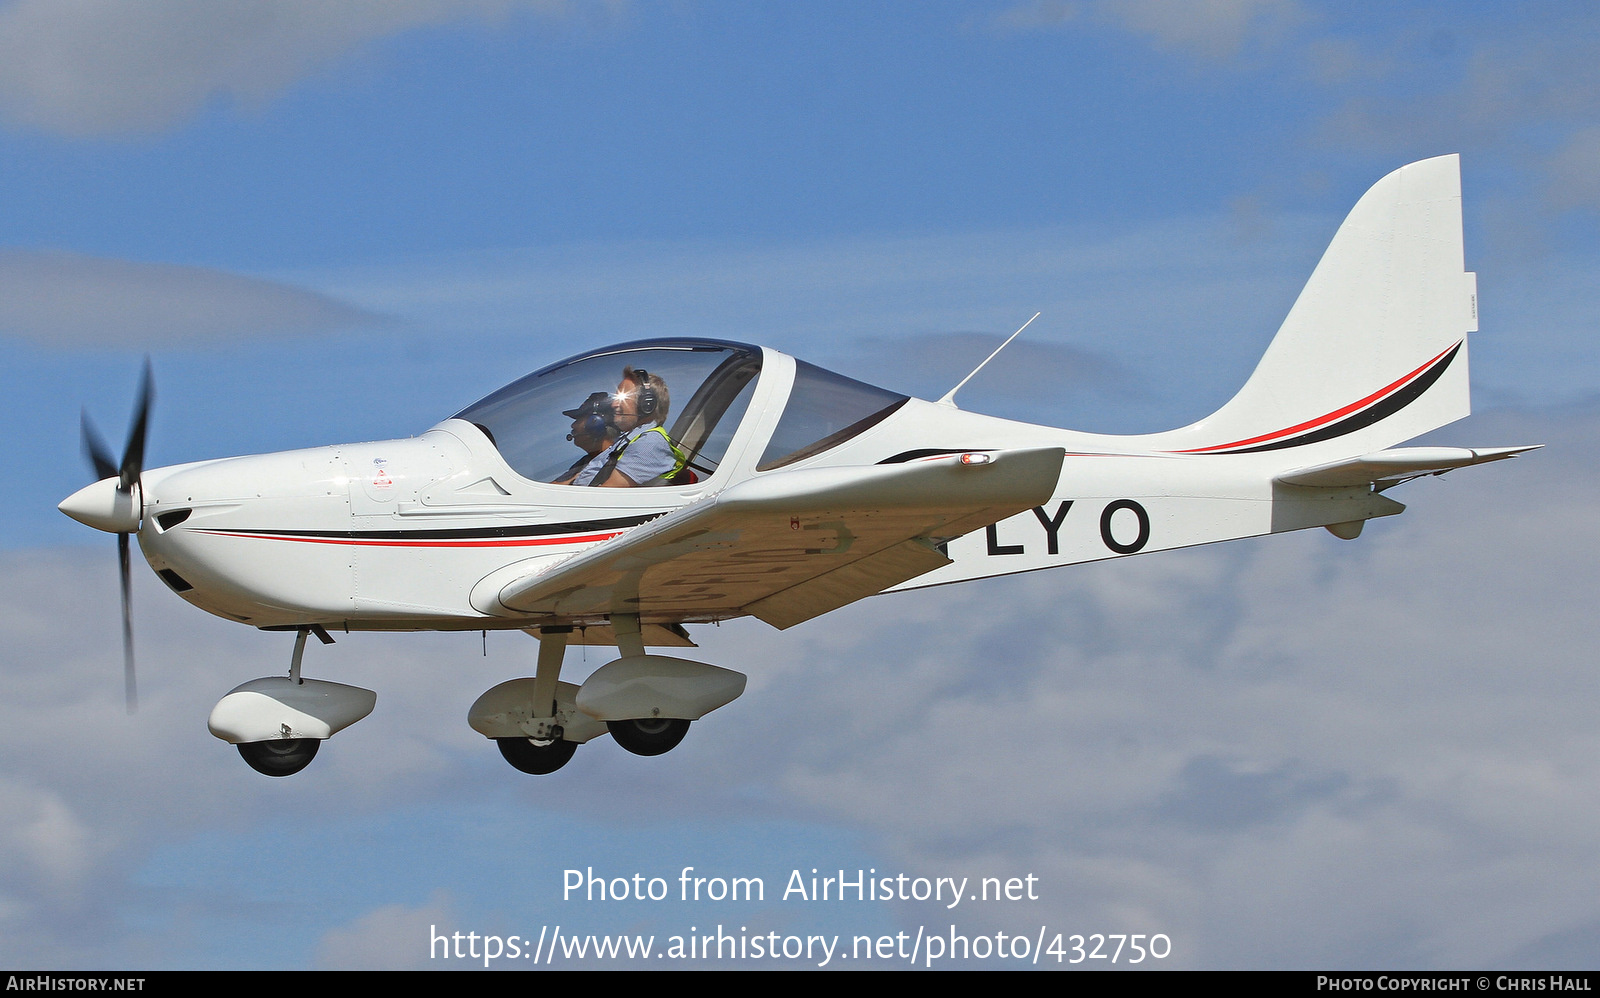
[1150,155,1477,460]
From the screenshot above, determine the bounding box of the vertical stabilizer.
[1148,155,1477,460]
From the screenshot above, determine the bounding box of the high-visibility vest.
[588,425,687,486]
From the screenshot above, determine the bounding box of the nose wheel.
[211,628,375,778]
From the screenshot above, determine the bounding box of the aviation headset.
[563,391,617,443]
[625,368,661,420]
[569,414,609,443]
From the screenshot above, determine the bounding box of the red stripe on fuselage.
[194,529,625,549]
[1173,341,1460,454]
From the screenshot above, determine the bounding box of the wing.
[1275,445,1540,489]
[477,448,1065,630]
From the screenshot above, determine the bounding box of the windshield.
[455,340,762,485]
[757,360,909,471]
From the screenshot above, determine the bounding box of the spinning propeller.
[61,362,153,714]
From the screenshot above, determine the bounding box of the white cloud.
[0,779,97,905]
[989,0,1082,34]
[998,3,1600,227]
[1543,125,1600,213]
[1302,14,1600,221]
[0,249,389,347]
[994,0,1309,61]
[1313,20,1600,152]
[1095,0,1309,61]
[316,894,455,970]
[0,0,580,137]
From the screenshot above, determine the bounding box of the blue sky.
[3,0,1598,969]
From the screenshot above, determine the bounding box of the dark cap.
[563,391,616,421]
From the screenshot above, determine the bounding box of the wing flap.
[1275,445,1540,489]
[489,447,1064,624]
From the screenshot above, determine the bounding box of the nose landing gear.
[209,627,375,778]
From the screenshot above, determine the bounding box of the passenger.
[553,392,618,484]
[574,366,687,487]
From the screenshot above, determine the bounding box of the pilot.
[573,366,687,487]
[553,392,619,484]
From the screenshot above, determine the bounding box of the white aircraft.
[60,155,1536,778]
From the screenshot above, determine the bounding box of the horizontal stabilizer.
[1276,445,1541,489]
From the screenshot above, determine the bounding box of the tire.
[607,717,690,757]
[497,736,578,775]
[237,738,320,777]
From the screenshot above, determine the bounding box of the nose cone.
[59,477,140,533]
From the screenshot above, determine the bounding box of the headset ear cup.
[631,369,658,418]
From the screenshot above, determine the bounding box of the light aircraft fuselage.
[58,156,1537,777]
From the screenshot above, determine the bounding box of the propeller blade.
[81,362,153,713]
[119,359,153,493]
[81,410,118,483]
[119,531,137,714]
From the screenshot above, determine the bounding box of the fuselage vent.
[157,568,194,593]
[156,508,192,531]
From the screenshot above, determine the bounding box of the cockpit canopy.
[455,340,763,484]
[454,338,910,485]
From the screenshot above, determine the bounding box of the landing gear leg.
[612,613,646,659]
[495,626,579,775]
[528,625,568,727]
[601,613,693,757]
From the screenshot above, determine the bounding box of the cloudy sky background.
[2,0,1596,969]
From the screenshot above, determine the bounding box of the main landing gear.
[497,736,578,775]
[210,615,744,779]
[208,626,376,778]
[607,717,691,757]
[238,738,321,777]
[468,614,745,776]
